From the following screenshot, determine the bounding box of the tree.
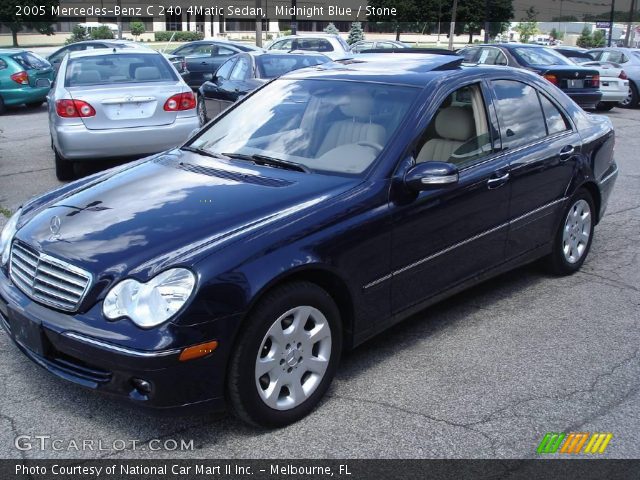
[347,22,365,45]
[592,29,606,47]
[65,25,88,45]
[576,26,593,48]
[0,0,59,47]
[515,6,538,43]
[323,22,339,35]
[90,25,114,40]
[549,28,564,41]
[130,21,145,39]
[367,0,420,41]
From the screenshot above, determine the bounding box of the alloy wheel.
[255,306,332,410]
[562,199,592,264]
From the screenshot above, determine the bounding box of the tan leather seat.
[318,93,386,156]
[417,107,476,163]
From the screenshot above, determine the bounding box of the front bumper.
[0,85,49,106]
[0,267,230,409]
[52,115,200,160]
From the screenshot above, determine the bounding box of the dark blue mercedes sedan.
[0,54,618,427]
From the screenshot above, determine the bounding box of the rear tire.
[545,189,595,276]
[595,102,616,111]
[197,95,208,126]
[620,83,639,109]
[54,149,75,181]
[0,96,5,115]
[227,281,342,427]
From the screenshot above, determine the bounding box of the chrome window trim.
[63,332,182,358]
[363,197,568,290]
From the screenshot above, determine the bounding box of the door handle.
[487,172,510,189]
[200,61,208,65]
[559,145,575,161]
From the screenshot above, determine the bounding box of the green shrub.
[130,21,145,38]
[66,25,89,44]
[90,25,115,40]
[154,31,205,42]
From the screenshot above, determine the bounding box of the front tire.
[620,83,639,109]
[0,96,5,115]
[545,189,595,275]
[54,149,75,181]
[227,282,342,427]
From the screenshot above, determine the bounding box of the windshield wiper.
[181,146,230,160]
[222,153,310,173]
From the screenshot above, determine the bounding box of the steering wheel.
[357,141,384,153]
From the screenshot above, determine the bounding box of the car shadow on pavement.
[2,104,48,117]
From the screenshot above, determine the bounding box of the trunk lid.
[540,66,600,90]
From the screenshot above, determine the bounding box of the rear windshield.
[257,55,329,78]
[513,47,573,66]
[65,53,177,87]
[11,52,50,70]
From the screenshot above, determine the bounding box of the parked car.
[171,40,262,88]
[350,40,410,53]
[266,34,351,60]
[197,51,330,124]
[0,49,54,114]
[554,47,629,111]
[0,54,617,427]
[47,48,200,180]
[587,47,640,108]
[47,41,191,83]
[459,44,602,109]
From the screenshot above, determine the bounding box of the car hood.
[15,150,358,281]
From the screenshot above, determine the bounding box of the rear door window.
[216,57,236,80]
[65,53,177,86]
[11,52,50,70]
[0,58,7,70]
[539,94,570,135]
[229,56,250,81]
[491,80,548,150]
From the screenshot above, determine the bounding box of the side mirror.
[404,161,459,191]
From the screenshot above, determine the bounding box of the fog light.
[131,378,152,395]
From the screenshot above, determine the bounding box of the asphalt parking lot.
[0,105,639,460]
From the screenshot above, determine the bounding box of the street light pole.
[448,0,458,51]
[291,0,297,35]
[608,0,616,46]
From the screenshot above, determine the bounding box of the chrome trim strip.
[363,197,568,290]
[599,166,618,185]
[63,332,181,358]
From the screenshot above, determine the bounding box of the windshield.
[514,47,573,66]
[257,55,329,78]
[65,53,177,87]
[189,79,418,175]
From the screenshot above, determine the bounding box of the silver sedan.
[48,48,200,180]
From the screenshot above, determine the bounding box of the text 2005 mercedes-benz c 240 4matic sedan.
[0,54,618,427]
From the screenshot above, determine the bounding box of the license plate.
[568,79,584,88]
[9,309,46,356]
[35,78,51,88]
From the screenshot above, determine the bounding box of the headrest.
[435,106,475,142]
[76,70,100,84]
[339,92,375,120]
[135,66,161,81]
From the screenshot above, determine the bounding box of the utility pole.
[624,0,636,46]
[448,0,458,50]
[484,0,490,43]
[608,0,616,46]
[255,0,263,47]
[291,0,297,35]
[116,0,122,39]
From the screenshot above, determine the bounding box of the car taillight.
[590,74,600,88]
[10,71,29,85]
[543,73,558,86]
[619,70,628,80]
[55,99,96,118]
[164,92,196,111]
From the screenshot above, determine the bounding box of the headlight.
[103,268,196,328]
[0,208,21,266]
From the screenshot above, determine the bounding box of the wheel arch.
[578,180,602,224]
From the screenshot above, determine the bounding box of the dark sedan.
[0,54,617,427]
[171,40,263,88]
[196,51,330,123]
[459,44,603,109]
